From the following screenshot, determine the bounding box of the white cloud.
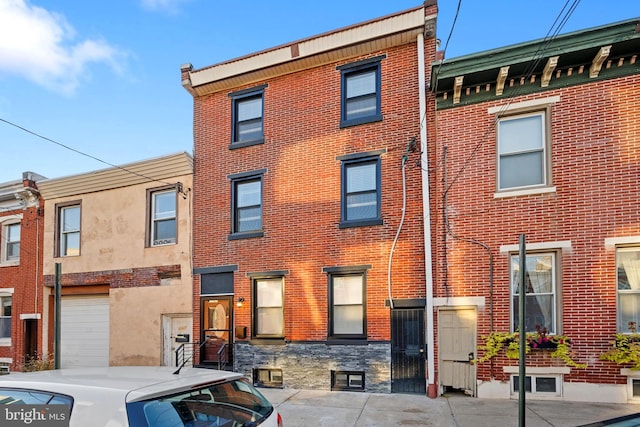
[0,0,125,95]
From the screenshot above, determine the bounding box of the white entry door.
[439,307,477,396]
[61,295,110,368]
[162,315,192,367]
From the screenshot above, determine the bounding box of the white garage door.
[61,295,110,368]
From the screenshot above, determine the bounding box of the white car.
[0,366,282,427]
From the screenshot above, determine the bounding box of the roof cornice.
[183,5,435,97]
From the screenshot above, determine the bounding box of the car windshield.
[127,377,274,427]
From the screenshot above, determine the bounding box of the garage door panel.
[61,296,109,368]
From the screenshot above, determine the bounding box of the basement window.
[253,368,283,388]
[630,378,640,400]
[511,375,560,396]
[331,371,364,392]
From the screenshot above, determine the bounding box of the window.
[229,170,265,239]
[331,371,365,391]
[230,85,266,147]
[58,204,80,257]
[253,368,283,388]
[617,247,640,333]
[149,188,176,246]
[630,378,640,400]
[511,252,556,334]
[338,56,384,128]
[0,296,10,339]
[339,153,382,228]
[253,277,284,338]
[512,375,560,396]
[328,272,366,339]
[2,222,20,262]
[498,111,548,190]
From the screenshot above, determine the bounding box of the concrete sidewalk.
[259,388,640,427]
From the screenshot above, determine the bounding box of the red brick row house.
[0,173,45,372]
[182,3,438,393]
[430,19,640,402]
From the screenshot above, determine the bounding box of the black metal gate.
[391,308,426,394]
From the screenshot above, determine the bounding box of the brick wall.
[432,75,640,386]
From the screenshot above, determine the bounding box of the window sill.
[339,219,383,229]
[229,138,265,150]
[250,338,286,345]
[0,339,11,347]
[228,231,264,241]
[494,186,556,199]
[340,114,382,129]
[0,260,19,268]
[326,338,368,345]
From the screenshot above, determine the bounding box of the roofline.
[183,4,435,96]
[432,18,640,86]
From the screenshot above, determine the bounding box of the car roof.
[0,366,243,402]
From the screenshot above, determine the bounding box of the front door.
[201,297,233,369]
[391,308,426,394]
[439,308,476,396]
[162,315,192,367]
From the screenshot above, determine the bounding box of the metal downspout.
[417,32,436,397]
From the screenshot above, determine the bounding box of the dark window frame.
[324,265,370,340]
[339,152,383,228]
[338,56,385,128]
[331,370,365,392]
[146,185,178,248]
[230,85,267,149]
[54,201,82,258]
[253,368,283,388]
[229,169,266,240]
[250,273,286,339]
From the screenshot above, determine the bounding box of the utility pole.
[518,234,526,427]
[54,262,61,369]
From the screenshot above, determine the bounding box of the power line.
[0,117,176,187]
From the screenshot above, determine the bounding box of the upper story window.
[616,247,640,333]
[253,276,284,338]
[149,187,177,246]
[0,296,10,340]
[497,111,548,191]
[2,222,20,263]
[57,203,81,257]
[230,85,267,148]
[511,252,557,334]
[338,151,384,228]
[229,169,266,240]
[338,56,385,128]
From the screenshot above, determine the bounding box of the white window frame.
[616,246,640,333]
[511,374,562,397]
[59,204,81,257]
[0,290,13,346]
[150,189,177,246]
[497,110,548,191]
[510,252,557,334]
[1,216,21,265]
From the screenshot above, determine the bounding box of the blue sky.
[0,0,637,183]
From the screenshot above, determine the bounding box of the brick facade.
[431,20,640,401]
[186,5,437,392]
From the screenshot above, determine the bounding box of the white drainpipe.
[417,31,436,396]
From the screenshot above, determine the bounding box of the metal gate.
[391,308,426,394]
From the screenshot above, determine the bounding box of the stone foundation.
[234,341,391,393]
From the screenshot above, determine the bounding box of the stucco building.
[37,153,194,368]
[431,19,640,402]
[182,4,438,393]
